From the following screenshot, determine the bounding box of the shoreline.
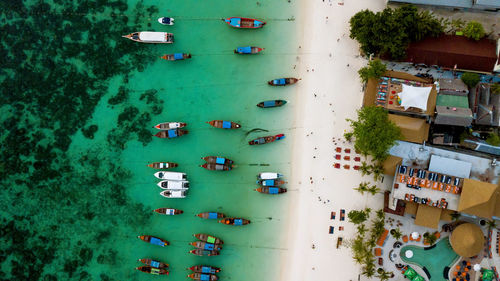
[280,0,388,280]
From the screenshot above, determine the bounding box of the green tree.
[358,59,387,83]
[376,269,394,281]
[450,212,461,221]
[391,228,403,240]
[487,220,497,230]
[348,209,369,224]
[486,133,500,146]
[354,182,370,195]
[463,21,485,41]
[461,72,480,88]
[368,185,381,196]
[423,231,438,245]
[359,161,372,176]
[370,162,385,181]
[345,106,402,162]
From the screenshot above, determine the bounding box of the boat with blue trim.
[207,120,241,129]
[158,17,174,25]
[223,17,265,29]
[122,32,174,43]
[257,100,287,108]
[196,212,226,219]
[154,208,184,215]
[138,258,169,269]
[154,128,188,138]
[188,265,221,274]
[202,156,234,166]
[138,235,169,247]
[136,266,169,275]
[268,77,299,86]
[200,163,232,171]
[255,187,287,194]
[190,241,223,251]
[188,273,219,280]
[248,134,285,145]
[189,249,220,256]
[234,46,264,54]
[161,53,192,61]
[218,217,251,226]
[257,179,286,186]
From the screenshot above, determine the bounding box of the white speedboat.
[160,190,186,198]
[157,180,189,190]
[154,171,187,181]
[153,122,186,130]
[258,172,283,180]
[122,32,174,43]
[158,17,174,25]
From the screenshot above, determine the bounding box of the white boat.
[153,122,186,130]
[122,32,174,43]
[154,171,187,181]
[258,172,283,180]
[158,17,174,25]
[160,190,186,198]
[157,180,189,190]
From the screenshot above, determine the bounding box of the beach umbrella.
[405,250,414,258]
[474,264,481,271]
[411,232,419,239]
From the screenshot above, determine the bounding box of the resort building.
[388,0,500,12]
[471,83,500,127]
[435,78,473,127]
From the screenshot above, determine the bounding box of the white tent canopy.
[398,84,433,111]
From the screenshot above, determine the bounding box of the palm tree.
[371,162,384,181]
[354,182,370,195]
[359,161,372,176]
[391,228,403,240]
[487,220,497,230]
[376,209,385,220]
[376,270,394,281]
[423,232,438,245]
[368,185,382,195]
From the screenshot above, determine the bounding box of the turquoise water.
[400,238,459,281]
[0,0,298,280]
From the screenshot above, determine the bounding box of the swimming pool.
[400,237,460,280]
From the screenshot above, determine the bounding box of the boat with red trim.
[207,120,241,129]
[154,129,188,139]
[202,156,234,166]
[234,46,264,54]
[196,212,226,219]
[188,265,221,274]
[218,218,251,226]
[257,179,286,186]
[138,235,169,247]
[248,134,285,145]
[136,266,169,275]
[188,273,219,280]
[190,241,223,251]
[138,258,169,269]
[255,187,287,194]
[268,77,299,86]
[200,163,232,171]
[223,17,265,29]
[189,249,220,256]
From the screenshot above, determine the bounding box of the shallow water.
[0,0,298,280]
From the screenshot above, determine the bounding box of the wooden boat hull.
[122,32,174,43]
[234,46,264,54]
[268,77,299,86]
[207,120,241,129]
[255,187,287,194]
[223,17,265,29]
[138,235,169,247]
[161,53,192,61]
[257,100,287,108]
[147,162,178,169]
[190,241,223,251]
[158,17,174,25]
[154,129,189,138]
[188,273,219,280]
[257,179,286,186]
[218,218,251,226]
[200,163,232,171]
[154,208,183,215]
[189,249,220,256]
[136,266,169,275]
[202,156,234,165]
[194,233,224,245]
[154,122,186,130]
[196,212,226,219]
[248,134,285,145]
[188,265,221,274]
[138,258,169,269]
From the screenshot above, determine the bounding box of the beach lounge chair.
[335,147,341,153]
[335,155,341,160]
[330,212,336,220]
[354,157,360,162]
[340,209,345,221]
[333,163,340,169]
[374,248,382,256]
[402,235,408,243]
[336,237,343,249]
[376,229,389,246]
[329,226,334,234]
[343,165,350,170]
[344,156,350,160]
[344,148,350,153]
[353,165,360,170]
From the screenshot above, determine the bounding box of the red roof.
[405,35,497,73]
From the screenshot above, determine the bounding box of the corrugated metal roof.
[389,0,473,8]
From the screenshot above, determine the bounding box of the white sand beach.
[280,0,388,280]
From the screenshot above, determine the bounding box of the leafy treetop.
[463,21,485,41]
[358,59,387,83]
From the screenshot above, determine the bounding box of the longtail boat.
[202,156,234,166]
[147,162,178,169]
[223,17,265,29]
[158,17,174,25]
[207,120,241,129]
[154,129,188,139]
[154,208,183,215]
[136,266,169,275]
[268,78,299,86]
[188,265,221,274]
[257,100,287,108]
[188,273,219,281]
[189,249,220,256]
[161,53,192,61]
[234,46,264,54]
[248,134,285,145]
[218,218,251,226]
[258,172,283,180]
[196,212,226,219]
[138,258,169,269]
[122,32,174,43]
[190,241,223,251]
[200,163,232,171]
[255,187,287,195]
[138,235,169,247]
[160,190,187,198]
[194,233,224,245]
[154,171,187,180]
[257,179,286,186]
[157,180,190,190]
[153,122,186,130]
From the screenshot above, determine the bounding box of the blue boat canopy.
[234,219,243,225]
[274,78,286,85]
[237,46,252,53]
[269,187,279,194]
[174,53,184,60]
[201,274,210,281]
[204,243,215,250]
[263,100,275,107]
[167,129,178,138]
[216,157,225,164]
[162,17,171,24]
[167,209,174,215]
[264,179,274,185]
[254,20,263,27]
[229,18,241,27]
[150,260,160,268]
[150,237,165,246]
[201,267,210,273]
[222,121,231,128]
[208,212,218,219]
